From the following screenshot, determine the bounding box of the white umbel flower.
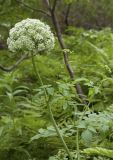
[7,18,55,54]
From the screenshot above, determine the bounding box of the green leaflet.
[83,147,113,158]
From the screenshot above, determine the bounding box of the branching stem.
[16,0,50,17]
[44,0,87,106]
[0,54,28,72]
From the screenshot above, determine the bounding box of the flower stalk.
[31,53,73,160]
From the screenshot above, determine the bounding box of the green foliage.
[64,0,77,4]
[49,149,77,160]
[77,112,113,147]
[49,148,112,160]
[83,147,113,159]
[1,27,113,159]
[1,1,113,158]
[65,27,113,110]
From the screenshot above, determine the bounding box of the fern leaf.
[82,147,113,158]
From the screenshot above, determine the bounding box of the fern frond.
[82,147,113,158]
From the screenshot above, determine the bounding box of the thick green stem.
[31,54,44,86]
[48,103,72,160]
[31,53,73,160]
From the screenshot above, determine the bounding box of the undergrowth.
[0,27,113,159]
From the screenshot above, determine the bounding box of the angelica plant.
[7,18,72,160]
[7,18,55,54]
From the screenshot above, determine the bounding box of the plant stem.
[75,104,90,159]
[44,0,87,106]
[31,54,44,87]
[31,53,73,160]
[76,128,80,160]
[48,103,73,160]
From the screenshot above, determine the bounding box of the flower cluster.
[7,18,55,54]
